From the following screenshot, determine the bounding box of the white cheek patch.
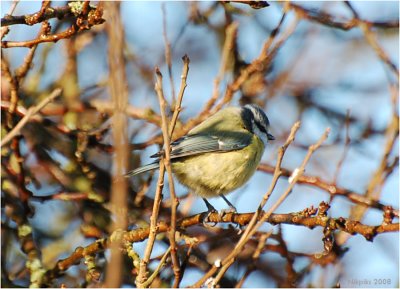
[252,123,269,146]
[244,104,271,147]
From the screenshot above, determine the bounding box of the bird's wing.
[125,133,251,177]
[125,162,160,177]
[151,133,252,159]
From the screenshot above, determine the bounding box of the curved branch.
[0,88,62,147]
[258,163,399,217]
[1,3,105,48]
[2,25,77,48]
[289,3,399,31]
[1,5,72,26]
[43,207,399,283]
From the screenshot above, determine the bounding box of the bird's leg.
[219,195,237,217]
[202,198,217,212]
[201,198,217,226]
[219,195,239,228]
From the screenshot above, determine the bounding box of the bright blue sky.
[2,1,399,287]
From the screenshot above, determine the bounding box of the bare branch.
[1,0,19,38]
[154,68,181,287]
[104,2,129,287]
[1,4,72,26]
[169,55,190,137]
[44,207,399,279]
[1,88,62,147]
[289,2,399,31]
[1,3,105,48]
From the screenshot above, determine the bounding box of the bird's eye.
[255,122,267,133]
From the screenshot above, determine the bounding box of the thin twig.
[142,246,172,288]
[358,20,399,77]
[191,121,301,287]
[136,161,166,287]
[333,110,351,183]
[1,88,62,147]
[128,10,295,151]
[244,122,301,239]
[7,13,51,115]
[184,11,298,137]
[1,0,19,39]
[90,99,162,127]
[344,1,398,77]
[168,55,190,137]
[167,56,190,286]
[154,68,181,287]
[339,110,399,245]
[136,56,190,287]
[231,1,270,9]
[289,2,399,31]
[201,21,238,115]
[2,24,78,48]
[195,125,331,287]
[257,163,398,217]
[256,128,331,228]
[161,3,176,104]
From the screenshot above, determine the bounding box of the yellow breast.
[172,135,264,198]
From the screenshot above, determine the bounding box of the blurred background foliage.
[1,1,399,288]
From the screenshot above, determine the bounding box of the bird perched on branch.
[126,104,274,214]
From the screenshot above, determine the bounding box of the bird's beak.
[267,133,275,141]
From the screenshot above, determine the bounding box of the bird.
[126,104,274,213]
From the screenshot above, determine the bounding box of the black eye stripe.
[240,106,254,133]
[241,104,271,136]
[256,122,267,133]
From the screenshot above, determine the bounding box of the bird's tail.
[124,162,160,177]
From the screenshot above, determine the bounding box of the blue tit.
[126,104,274,212]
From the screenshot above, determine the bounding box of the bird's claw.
[200,197,237,227]
[201,209,218,227]
[218,206,237,218]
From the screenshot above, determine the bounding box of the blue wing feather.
[125,162,159,177]
[126,132,252,177]
[151,133,251,159]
